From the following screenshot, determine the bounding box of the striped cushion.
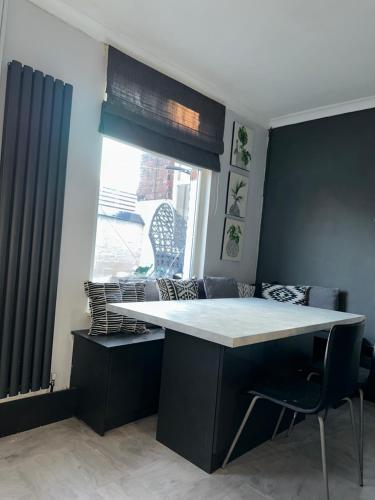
[84,281,147,335]
[119,281,147,333]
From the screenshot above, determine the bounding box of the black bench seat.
[71,328,165,348]
[70,328,165,435]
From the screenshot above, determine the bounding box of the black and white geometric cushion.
[84,281,147,335]
[157,278,199,301]
[237,282,255,298]
[261,283,309,305]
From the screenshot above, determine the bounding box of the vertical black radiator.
[0,60,73,398]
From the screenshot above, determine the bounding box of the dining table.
[107,297,364,473]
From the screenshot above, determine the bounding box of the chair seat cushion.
[249,373,322,413]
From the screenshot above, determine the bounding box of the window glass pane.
[93,137,199,282]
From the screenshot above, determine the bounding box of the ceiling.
[31,0,375,126]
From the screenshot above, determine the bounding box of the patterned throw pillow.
[156,278,199,301]
[237,282,255,298]
[84,281,147,335]
[118,278,160,302]
[119,281,147,334]
[261,283,310,305]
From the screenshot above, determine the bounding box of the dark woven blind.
[100,46,225,172]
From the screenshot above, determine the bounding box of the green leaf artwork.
[229,178,247,217]
[231,122,253,170]
[223,218,244,261]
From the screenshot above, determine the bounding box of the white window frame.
[91,138,210,281]
[189,168,211,278]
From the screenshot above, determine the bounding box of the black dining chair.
[301,336,374,483]
[222,321,365,500]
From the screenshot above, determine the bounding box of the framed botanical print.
[221,217,245,262]
[226,171,248,218]
[230,121,254,171]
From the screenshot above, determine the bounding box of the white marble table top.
[107,298,365,348]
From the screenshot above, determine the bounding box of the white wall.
[0,1,6,76]
[0,0,267,393]
[204,109,268,282]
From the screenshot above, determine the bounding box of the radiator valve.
[49,373,56,393]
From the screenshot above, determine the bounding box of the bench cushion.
[308,286,339,310]
[130,277,248,301]
[197,278,207,299]
[157,278,199,301]
[84,281,147,335]
[203,276,239,299]
[118,278,160,302]
[262,282,309,305]
[237,282,255,298]
[144,279,160,301]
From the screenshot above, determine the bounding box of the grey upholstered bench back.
[143,278,208,300]
[143,279,340,311]
[139,279,340,312]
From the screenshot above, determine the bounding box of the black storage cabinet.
[70,329,165,435]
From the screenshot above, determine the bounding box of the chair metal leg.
[222,396,261,468]
[359,388,364,486]
[287,411,297,437]
[318,415,330,500]
[272,407,286,440]
[307,371,320,381]
[344,397,362,487]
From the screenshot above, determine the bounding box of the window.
[93,137,202,282]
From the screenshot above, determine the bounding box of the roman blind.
[100,46,226,172]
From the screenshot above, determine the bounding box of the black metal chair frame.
[304,335,374,483]
[222,321,365,500]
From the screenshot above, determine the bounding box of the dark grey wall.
[257,108,375,340]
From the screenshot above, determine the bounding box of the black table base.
[157,329,311,473]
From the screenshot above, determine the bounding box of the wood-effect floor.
[0,400,375,499]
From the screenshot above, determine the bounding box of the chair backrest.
[148,202,186,278]
[319,321,365,409]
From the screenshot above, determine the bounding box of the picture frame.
[221,217,245,262]
[226,171,248,218]
[230,121,254,171]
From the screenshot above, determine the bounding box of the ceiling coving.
[30,0,375,126]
